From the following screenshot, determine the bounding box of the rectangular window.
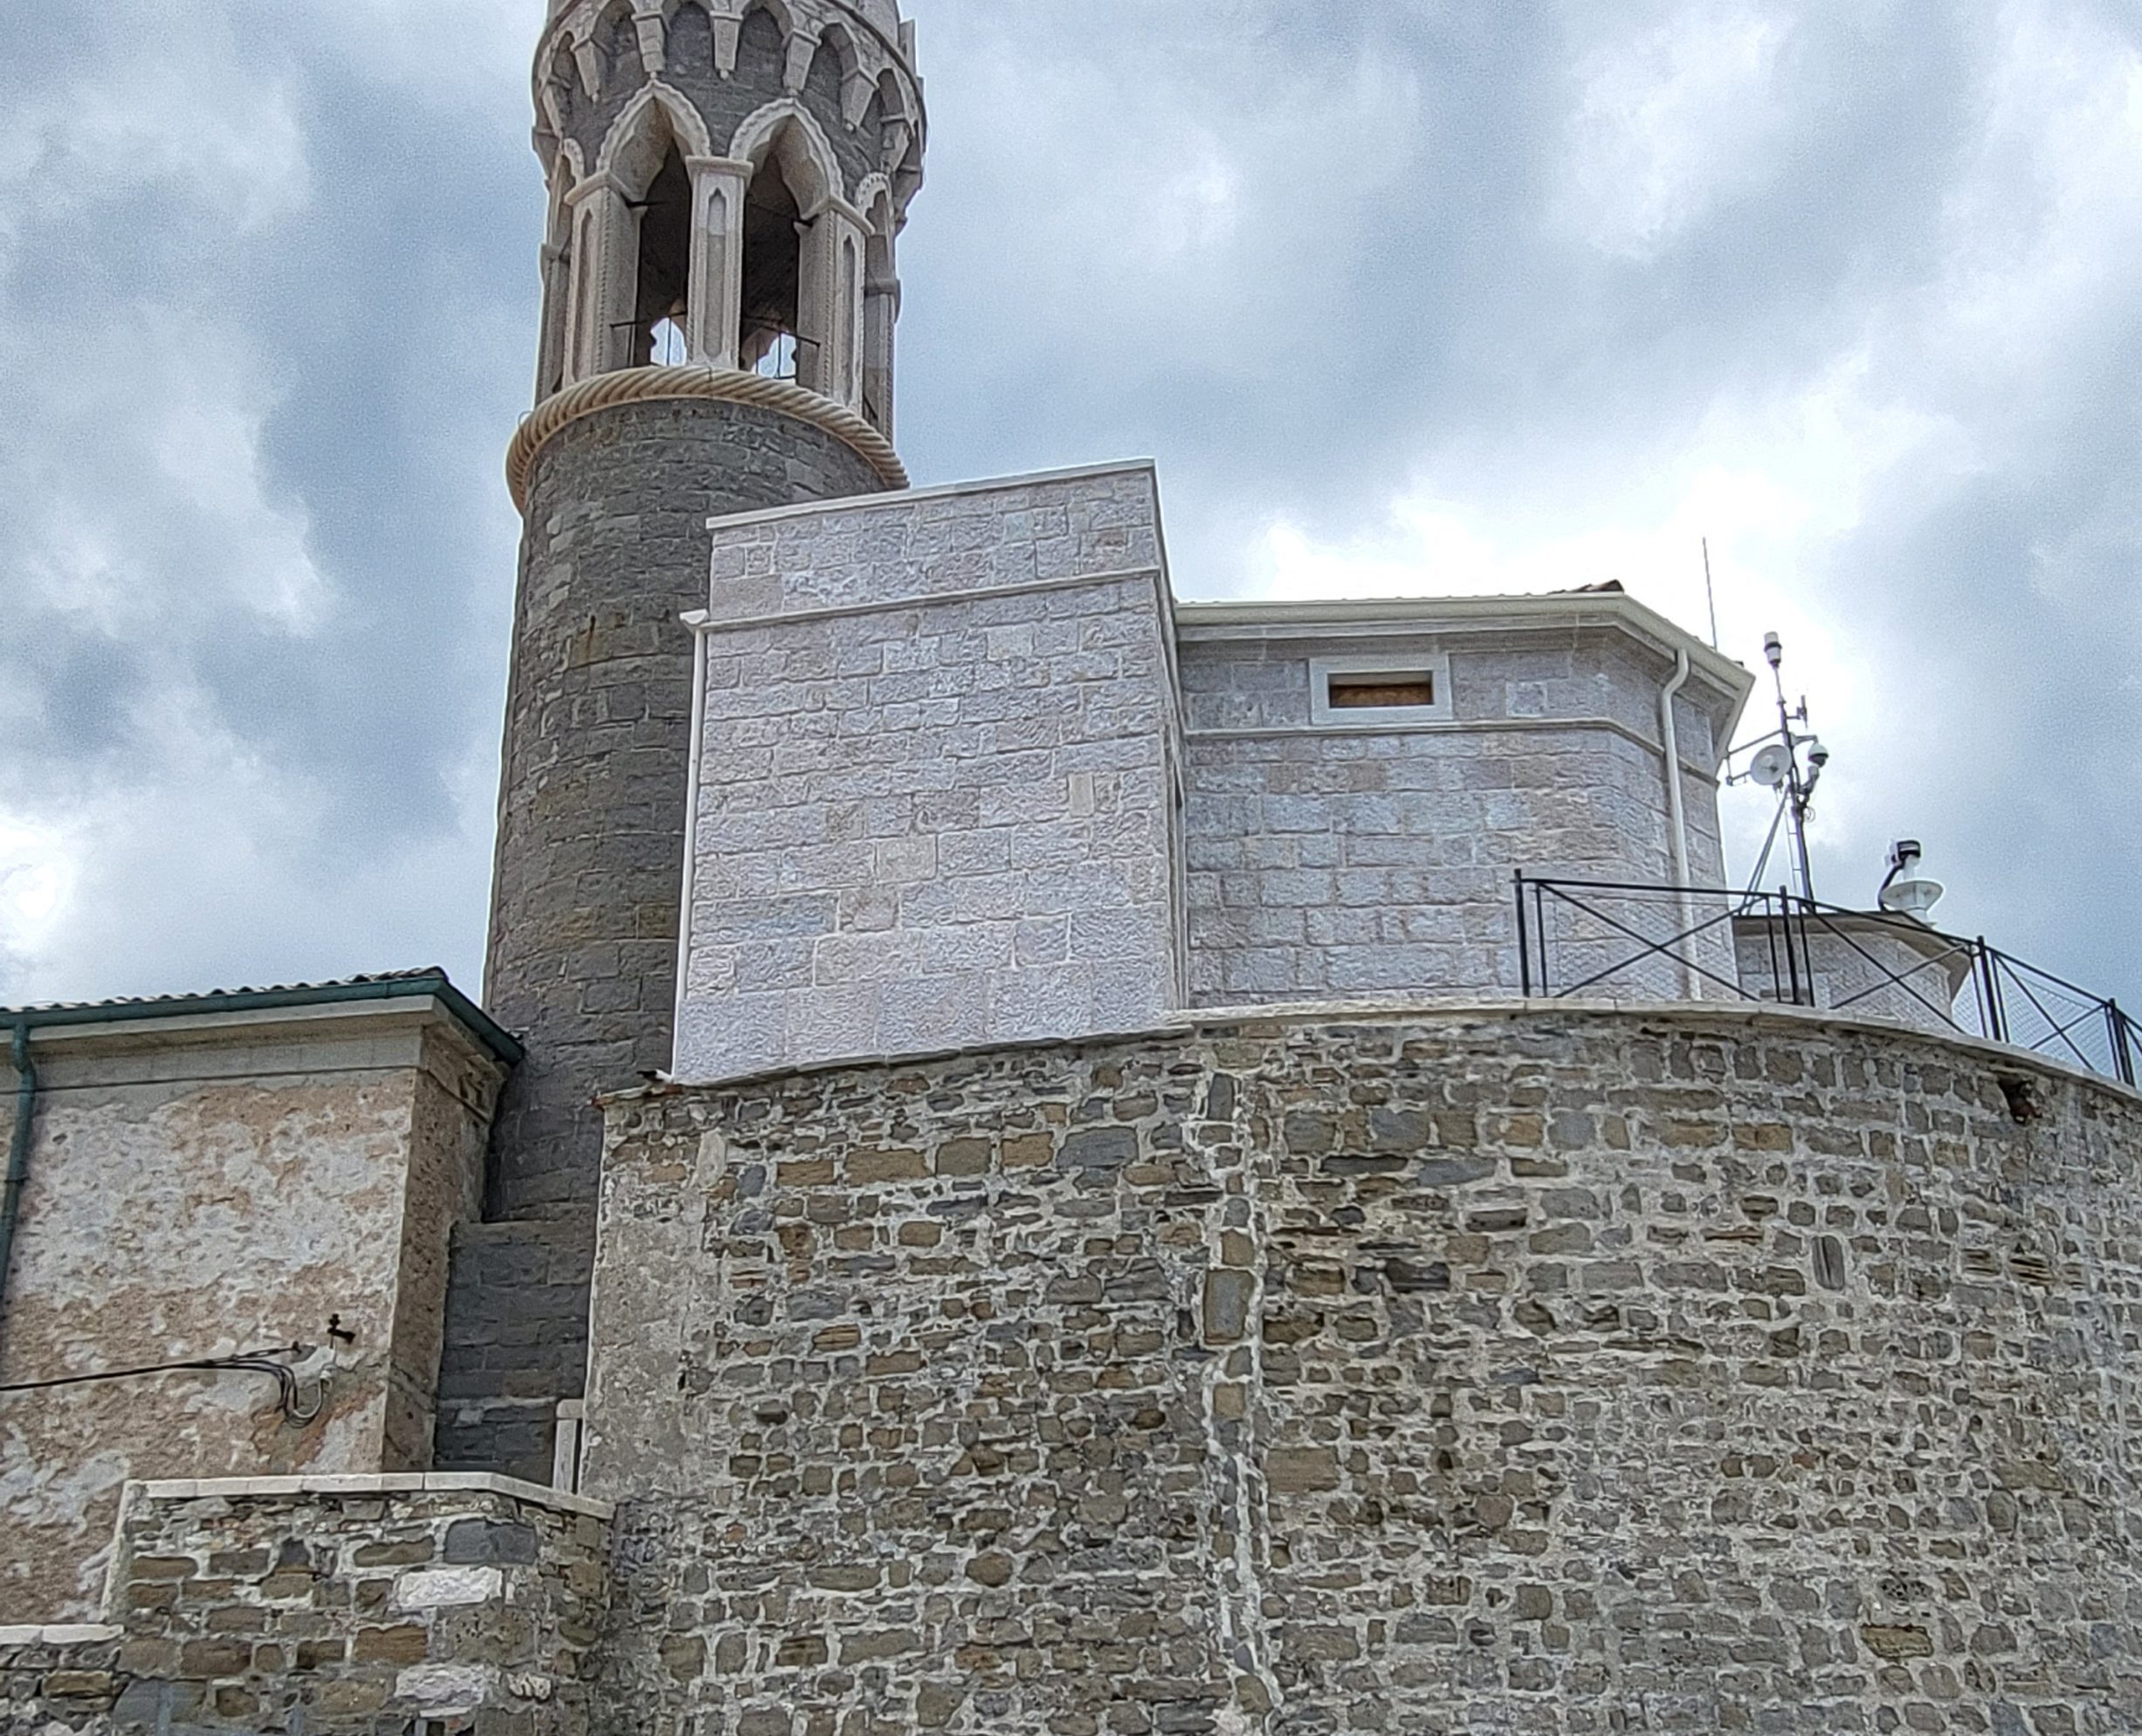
[1307,652,1454,727]
[1326,672,1436,710]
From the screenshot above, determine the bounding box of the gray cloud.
[1,0,2136,1010]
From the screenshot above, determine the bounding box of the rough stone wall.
[1180,630,1732,1005]
[0,1626,123,1733]
[0,1005,501,1623]
[385,1026,510,1473]
[675,465,1181,1083]
[457,395,885,1476]
[0,1478,609,1733]
[434,1219,601,1487]
[586,1003,2142,1734]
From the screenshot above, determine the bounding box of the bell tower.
[437,0,925,1477]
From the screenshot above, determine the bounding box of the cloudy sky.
[1,0,2137,1012]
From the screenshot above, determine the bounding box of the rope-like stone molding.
[506,364,907,511]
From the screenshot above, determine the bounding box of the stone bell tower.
[437,0,925,1476]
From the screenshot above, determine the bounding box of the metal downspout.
[1658,649,1699,1000]
[0,1021,34,1367]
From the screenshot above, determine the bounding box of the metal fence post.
[1514,872,1532,998]
[1979,940,2008,1047]
[1780,890,1803,1008]
[2111,1000,2136,1089]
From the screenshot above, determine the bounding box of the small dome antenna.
[1878,839,1945,925]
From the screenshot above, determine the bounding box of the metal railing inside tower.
[1513,873,2139,1090]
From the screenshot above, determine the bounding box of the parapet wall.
[586,1002,2142,1734]
[0,1476,610,1734]
[1178,607,1742,1004]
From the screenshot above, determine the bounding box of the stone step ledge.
[0,1625,123,1647]
[127,1471,612,1522]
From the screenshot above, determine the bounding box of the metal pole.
[1515,872,1532,998]
[1969,939,1994,1042]
[1980,941,2008,1046]
[1780,890,1803,1008]
[2111,1000,2135,1089]
[1764,897,1783,1004]
[1766,640,1817,903]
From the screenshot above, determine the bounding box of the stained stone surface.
[582,1002,2142,1735]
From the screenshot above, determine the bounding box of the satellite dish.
[1750,743,1793,789]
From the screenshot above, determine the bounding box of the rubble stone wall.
[0,1477,610,1735]
[0,1626,123,1735]
[585,1002,2142,1735]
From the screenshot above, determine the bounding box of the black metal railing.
[1514,874,2139,1090]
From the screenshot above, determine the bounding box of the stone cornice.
[506,365,909,512]
[1177,591,1755,739]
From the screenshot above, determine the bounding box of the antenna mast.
[1726,630,1830,901]
[1702,539,1720,651]
[1763,632,1825,902]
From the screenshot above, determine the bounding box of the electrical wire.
[0,1344,325,1423]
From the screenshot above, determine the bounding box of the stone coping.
[507,365,907,510]
[1178,589,1746,690]
[128,1471,613,1523]
[0,1624,122,1647]
[699,456,1158,534]
[640,992,2139,1106]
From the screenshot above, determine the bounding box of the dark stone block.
[1058,1128,1138,1171]
[444,1519,541,1566]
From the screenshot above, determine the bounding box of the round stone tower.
[438,0,925,1476]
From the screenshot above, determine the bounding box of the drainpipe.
[0,1021,34,1367]
[1658,650,1699,1000]
[673,610,713,1071]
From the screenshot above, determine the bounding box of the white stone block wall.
[1734,914,1978,1035]
[674,465,1184,1083]
[1180,627,1739,1005]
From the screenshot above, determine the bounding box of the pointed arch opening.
[570,84,717,379]
[632,145,693,365]
[733,109,837,388]
[740,155,802,378]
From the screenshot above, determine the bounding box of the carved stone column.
[684,156,751,369]
[799,198,869,408]
[563,174,637,383]
[862,264,899,437]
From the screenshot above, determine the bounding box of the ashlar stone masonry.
[676,465,1184,1082]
